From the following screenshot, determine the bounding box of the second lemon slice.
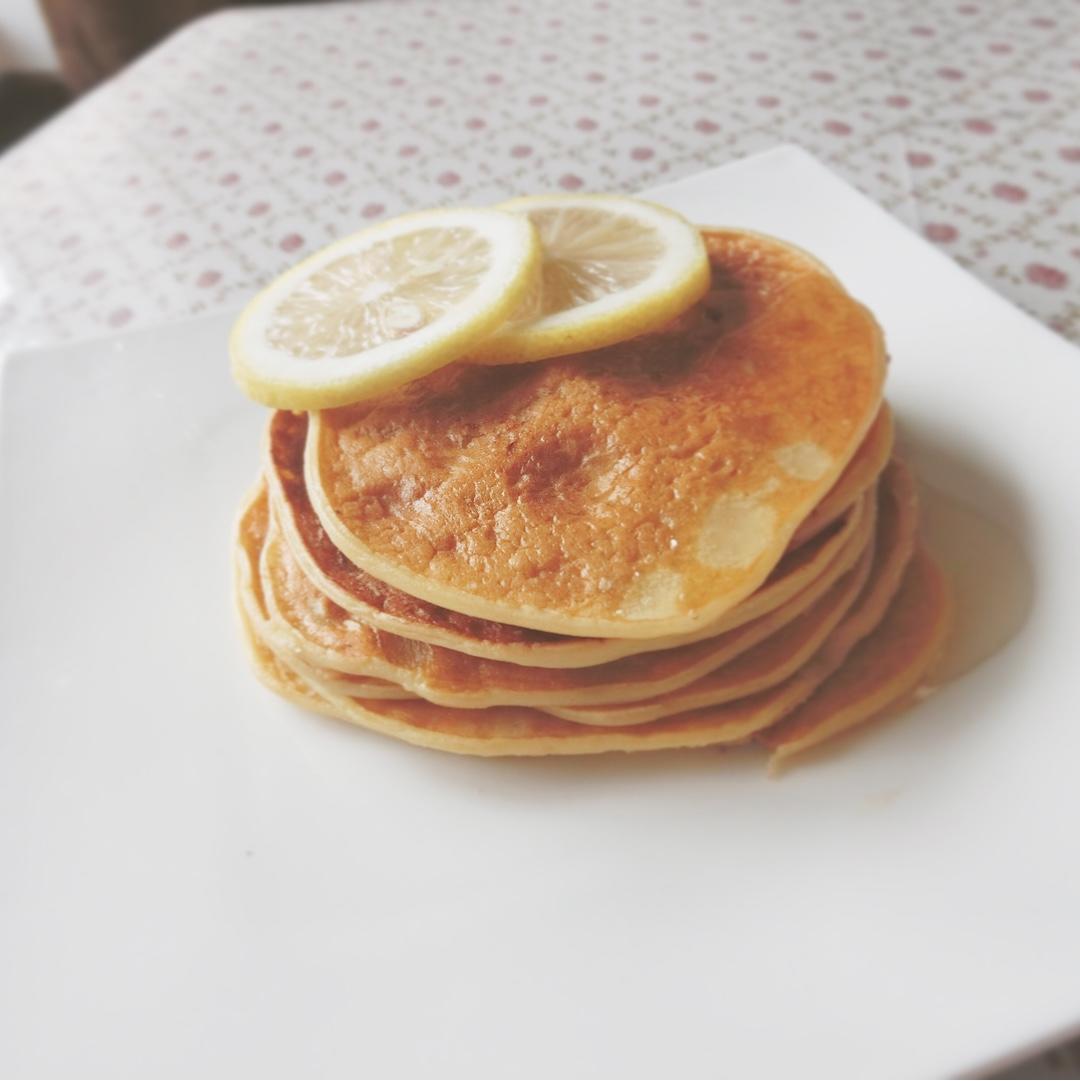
[231,207,540,409]
[467,194,710,365]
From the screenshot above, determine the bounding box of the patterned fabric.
[0,0,1077,354]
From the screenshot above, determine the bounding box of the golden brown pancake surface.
[268,406,885,667]
[306,229,886,638]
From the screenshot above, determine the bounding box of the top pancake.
[268,407,884,667]
[307,229,886,639]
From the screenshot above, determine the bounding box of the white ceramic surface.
[2,147,1079,1078]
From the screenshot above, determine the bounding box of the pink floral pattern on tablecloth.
[0,0,1077,351]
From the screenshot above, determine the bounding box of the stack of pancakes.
[235,230,950,766]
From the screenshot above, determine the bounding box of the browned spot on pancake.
[503,427,598,501]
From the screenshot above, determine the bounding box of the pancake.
[234,509,901,759]
[296,519,871,723]
[790,404,893,547]
[546,459,917,725]
[305,229,886,638]
[254,489,875,708]
[760,546,951,764]
[235,461,941,759]
[268,406,881,667]
[239,609,828,756]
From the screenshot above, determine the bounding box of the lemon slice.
[230,208,540,409]
[467,194,710,365]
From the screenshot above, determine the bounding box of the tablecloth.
[0,0,1077,357]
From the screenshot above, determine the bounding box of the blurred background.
[1,0,292,150]
[0,0,68,151]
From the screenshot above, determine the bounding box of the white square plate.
[3,146,1079,1078]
